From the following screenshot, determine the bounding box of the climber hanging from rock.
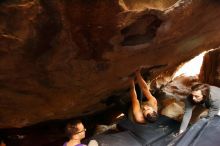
[128,68,158,124]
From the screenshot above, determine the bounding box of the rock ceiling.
[0,0,220,128]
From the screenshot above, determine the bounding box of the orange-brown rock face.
[200,49,220,86]
[120,0,178,11]
[1,0,220,128]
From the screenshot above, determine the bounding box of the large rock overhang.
[0,0,220,128]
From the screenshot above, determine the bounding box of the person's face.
[192,90,203,103]
[142,105,154,117]
[76,122,86,139]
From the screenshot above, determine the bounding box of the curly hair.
[145,111,158,123]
